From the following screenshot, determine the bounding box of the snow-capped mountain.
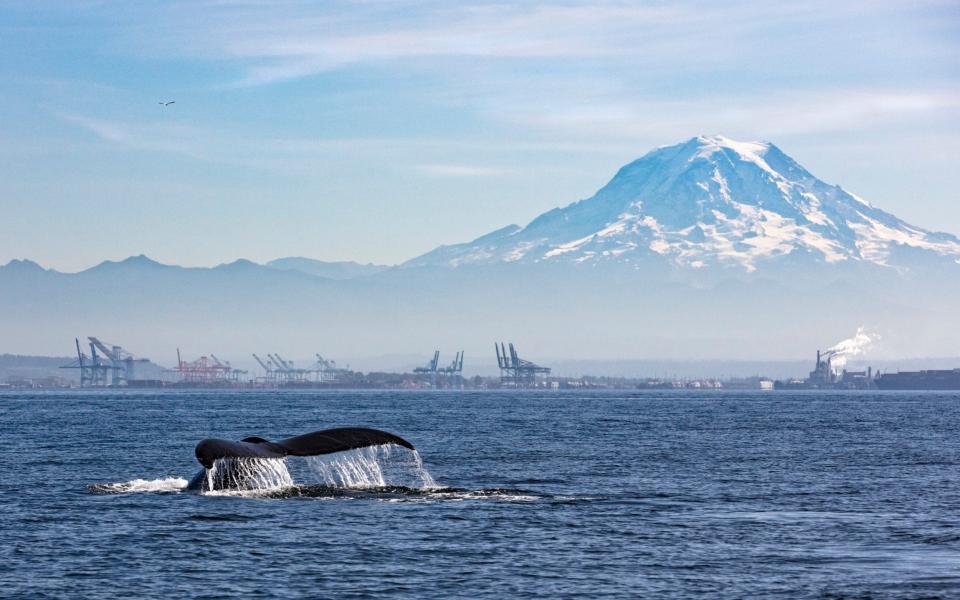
[406,135,960,272]
[3,136,960,362]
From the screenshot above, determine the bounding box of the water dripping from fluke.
[184,426,426,494]
[199,457,295,496]
[186,443,440,497]
[90,442,438,497]
[300,445,439,490]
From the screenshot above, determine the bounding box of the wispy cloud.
[50,110,547,179]
[416,163,512,177]
[56,112,129,143]
[53,111,215,161]
[120,0,958,88]
[180,2,692,86]
[500,89,960,140]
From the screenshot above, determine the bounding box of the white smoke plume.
[826,327,877,371]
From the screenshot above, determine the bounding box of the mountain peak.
[405,136,960,272]
[216,258,260,271]
[87,255,167,273]
[2,259,46,272]
[694,133,768,149]
[690,134,772,166]
[116,254,162,266]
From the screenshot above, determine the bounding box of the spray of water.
[411,450,437,489]
[200,445,436,494]
[826,326,878,371]
[303,445,438,489]
[203,457,294,495]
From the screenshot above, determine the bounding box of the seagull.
[158,100,175,106]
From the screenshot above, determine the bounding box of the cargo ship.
[875,369,960,390]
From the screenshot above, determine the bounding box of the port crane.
[60,337,120,387]
[415,351,441,374]
[60,337,139,386]
[174,349,246,384]
[413,350,464,388]
[315,354,341,383]
[439,351,464,375]
[252,353,275,383]
[414,350,441,388]
[438,351,465,389]
[495,342,550,387]
[267,354,288,379]
[261,352,310,384]
[89,336,137,385]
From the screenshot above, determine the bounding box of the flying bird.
[158,100,175,106]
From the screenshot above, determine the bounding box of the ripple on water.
[10,390,960,598]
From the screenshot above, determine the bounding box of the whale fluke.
[194,427,415,470]
[277,427,414,458]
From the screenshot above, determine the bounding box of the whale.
[187,427,415,491]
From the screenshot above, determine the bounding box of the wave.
[259,485,542,502]
[87,478,550,503]
[88,477,188,494]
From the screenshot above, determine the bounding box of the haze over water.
[2,390,960,597]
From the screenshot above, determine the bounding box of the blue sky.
[2,0,958,271]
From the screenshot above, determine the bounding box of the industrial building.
[875,368,960,390]
[776,349,875,390]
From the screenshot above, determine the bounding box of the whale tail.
[188,427,416,491]
[278,427,414,458]
[195,427,415,469]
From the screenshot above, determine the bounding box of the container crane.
[495,342,550,387]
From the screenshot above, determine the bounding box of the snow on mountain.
[406,135,960,272]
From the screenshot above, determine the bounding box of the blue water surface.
[2,390,959,598]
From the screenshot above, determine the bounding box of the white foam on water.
[303,444,439,489]
[386,489,540,504]
[95,477,188,494]
[202,457,294,496]
[430,490,538,502]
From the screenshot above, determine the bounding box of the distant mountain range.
[4,255,389,281]
[265,257,389,280]
[3,136,958,367]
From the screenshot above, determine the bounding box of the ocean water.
[2,390,960,598]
